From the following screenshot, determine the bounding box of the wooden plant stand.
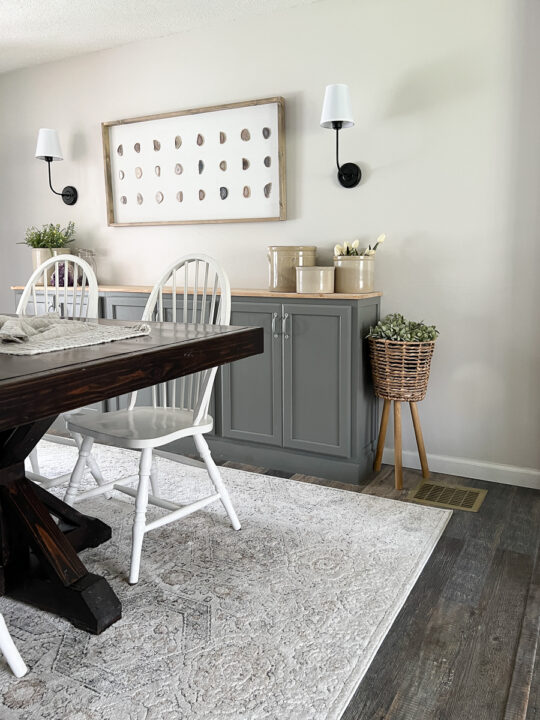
[373,399,429,490]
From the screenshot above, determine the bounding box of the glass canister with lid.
[75,249,98,281]
[267,246,316,292]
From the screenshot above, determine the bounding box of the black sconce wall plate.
[338,162,361,188]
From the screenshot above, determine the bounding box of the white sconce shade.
[320,84,354,129]
[35,128,64,161]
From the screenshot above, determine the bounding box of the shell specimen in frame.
[135,167,143,179]
[153,139,161,151]
[120,196,127,204]
[243,186,251,198]
[117,144,123,156]
[176,191,183,202]
[220,187,228,200]
[175,163,183,175]
[242,158,250,170]
[262,127,271,139]
[220,132,226,144]
[134,142,141,152]
[175,135,182,149]
[240,129,251,141]
[199,190,205,201]
[137,193,143,204]
[155,166,161,176]
[155,191,164,204]
[264,156,271,167]
[198,160,204,175]
[264,182,272,198]
[197,134,204,146]
[118,170,125,179]
[219,160,227,171]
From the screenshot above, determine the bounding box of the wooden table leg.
[0,418,121,634]
[394,401,403,490]
[374,399,391,472]
[410,401,430,479]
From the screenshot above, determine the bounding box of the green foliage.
[368,313,439,342]
[21,222,76,249]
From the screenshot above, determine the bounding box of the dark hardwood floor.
[222,460,540,720]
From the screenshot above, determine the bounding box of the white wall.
[1,0,538,483]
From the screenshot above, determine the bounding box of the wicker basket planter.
[368,338,435,402]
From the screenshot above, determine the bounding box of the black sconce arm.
[45,157,78,206]
[331,121,361,189]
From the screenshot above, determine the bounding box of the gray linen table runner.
[0,314,151,355]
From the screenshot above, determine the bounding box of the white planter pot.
[333,255,375,293]
[31,248,53,272]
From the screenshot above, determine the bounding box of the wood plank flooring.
[222,460,540,720]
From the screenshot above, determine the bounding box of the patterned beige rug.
[0,442,451,720]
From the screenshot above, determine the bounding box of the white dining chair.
[0,614,27,678]
[17,254,107,492]
[64,254,240,584]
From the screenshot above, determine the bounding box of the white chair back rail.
[129,254,231,425]
[16,254,98,320]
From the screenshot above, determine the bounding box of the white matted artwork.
[102,97,286,226]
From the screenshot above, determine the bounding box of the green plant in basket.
[367,313,439,342]
[21,221,76,249]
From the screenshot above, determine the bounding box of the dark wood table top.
[0,318,263,433]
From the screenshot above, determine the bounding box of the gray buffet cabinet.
[13,286,381,484]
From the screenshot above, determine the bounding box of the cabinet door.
[282,303,352,457]
[221,301,282,446]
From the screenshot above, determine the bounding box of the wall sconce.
[35,129,78,205]
[320,84,361,188]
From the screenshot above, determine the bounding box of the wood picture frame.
[102,97,286,226]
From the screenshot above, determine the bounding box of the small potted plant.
[333,234,386,293]
[21,222,76,271]
[367,313,439,402]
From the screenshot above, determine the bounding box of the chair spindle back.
[16,254,99,320]
[136,254,231,423]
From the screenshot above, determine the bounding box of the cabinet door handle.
[271,312,279,339]
[282,312,289,339]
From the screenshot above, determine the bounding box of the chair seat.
[67,407,213,450]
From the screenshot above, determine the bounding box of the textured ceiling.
[0,0,319,74]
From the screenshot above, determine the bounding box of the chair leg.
[374,399,391,472]
[150,458,160,497]
[410,402,430,479]
[129,448,152,585]
[64,436,94,506]
[0,615,27,678]
[29,448,40,474]
[193,434,241,531]
[71,432,111,498]
[393,401,403,491]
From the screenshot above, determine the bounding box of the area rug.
[0,442,451,720]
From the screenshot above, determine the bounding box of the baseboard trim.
[381,448,540,490]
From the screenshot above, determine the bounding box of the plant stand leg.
[374,399,391,472]
[393,401,403,490]
[410,402,429,479]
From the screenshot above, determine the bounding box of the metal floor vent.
[409,481,487,512]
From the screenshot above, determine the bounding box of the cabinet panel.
[283,304,352,457]
[221,301,282,446]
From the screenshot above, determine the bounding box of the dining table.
[0,317,263,634]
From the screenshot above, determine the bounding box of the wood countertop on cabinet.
[11,284,382,300]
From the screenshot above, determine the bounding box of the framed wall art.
[102,97,286,226]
